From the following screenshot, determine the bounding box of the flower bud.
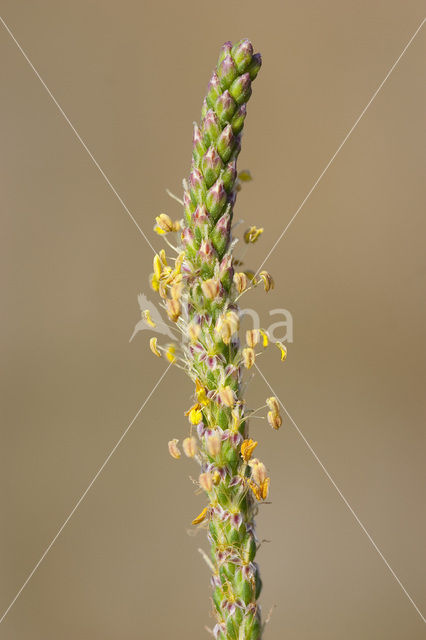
[246,329,259,348]
[222,158,237,192]
[189,166,207,202]
[199,471,213,492]
[192,203,209,227]
[202,109,221,145]
[216,124,235,163]
[188,322,201,342]
[168,439,181,459]
[231,39,254,73]
[215,90,236,125]
[182,436,198,458]
[229,72,252,105]
[206,179,227,220]
[217,41,232,66]
[247,52,262,80]
[217,54,238,90]
[231,103,247,135]
[199,239,216,262]
[206,71,221,107]
[201,146,223,187]
[192,123,206,162]
[233,271,249,294]
[166,298,181,322]
[201,278,220,300]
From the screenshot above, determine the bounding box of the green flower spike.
[143,39,287,640]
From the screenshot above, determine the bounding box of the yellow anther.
[154,213,181,234]
[153,254,162,279]
[149,337,161,357]
[260,477,270,500]
[238,169,252,182]
[174,251,185,273]
[244,225,264,244]
[241,438,258,462]
[165,344,176,363]
[276,341,287,362]
[195,379,209,406]
[189,406,203,425]
[150,273,160,292]
[159,249,168,266]
[142,309,156,328]
[259,329,269,347]
[192,506,209,525]
[259,270,274,292]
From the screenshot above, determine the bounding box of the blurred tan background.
[0,1,425,638]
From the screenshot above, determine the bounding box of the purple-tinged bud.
[201,97,208,120]
[189,166,207,203]
[247,52,262,80]
[215,90,237,125]
[206,71,221,108]
[212,211,231,257]
[192,203,209,227]
[216,124,235,163]
[202,109,221,146]
[183,190,195,225]
[229,134,241,162]
[231,39,254,73]
[192,123,206,163]
[181,227,195,248]
[201,146,223,187]
[216,211,231,236]
[219,254,234,288]
[230,103,247,135]
[222,158,237,193]
[217,54,238,90]
[229,72,252,106]
[199,239,216,262]
[217,41,232,66]
[206,179,227,220]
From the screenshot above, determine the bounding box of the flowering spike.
[144,40,272,639]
